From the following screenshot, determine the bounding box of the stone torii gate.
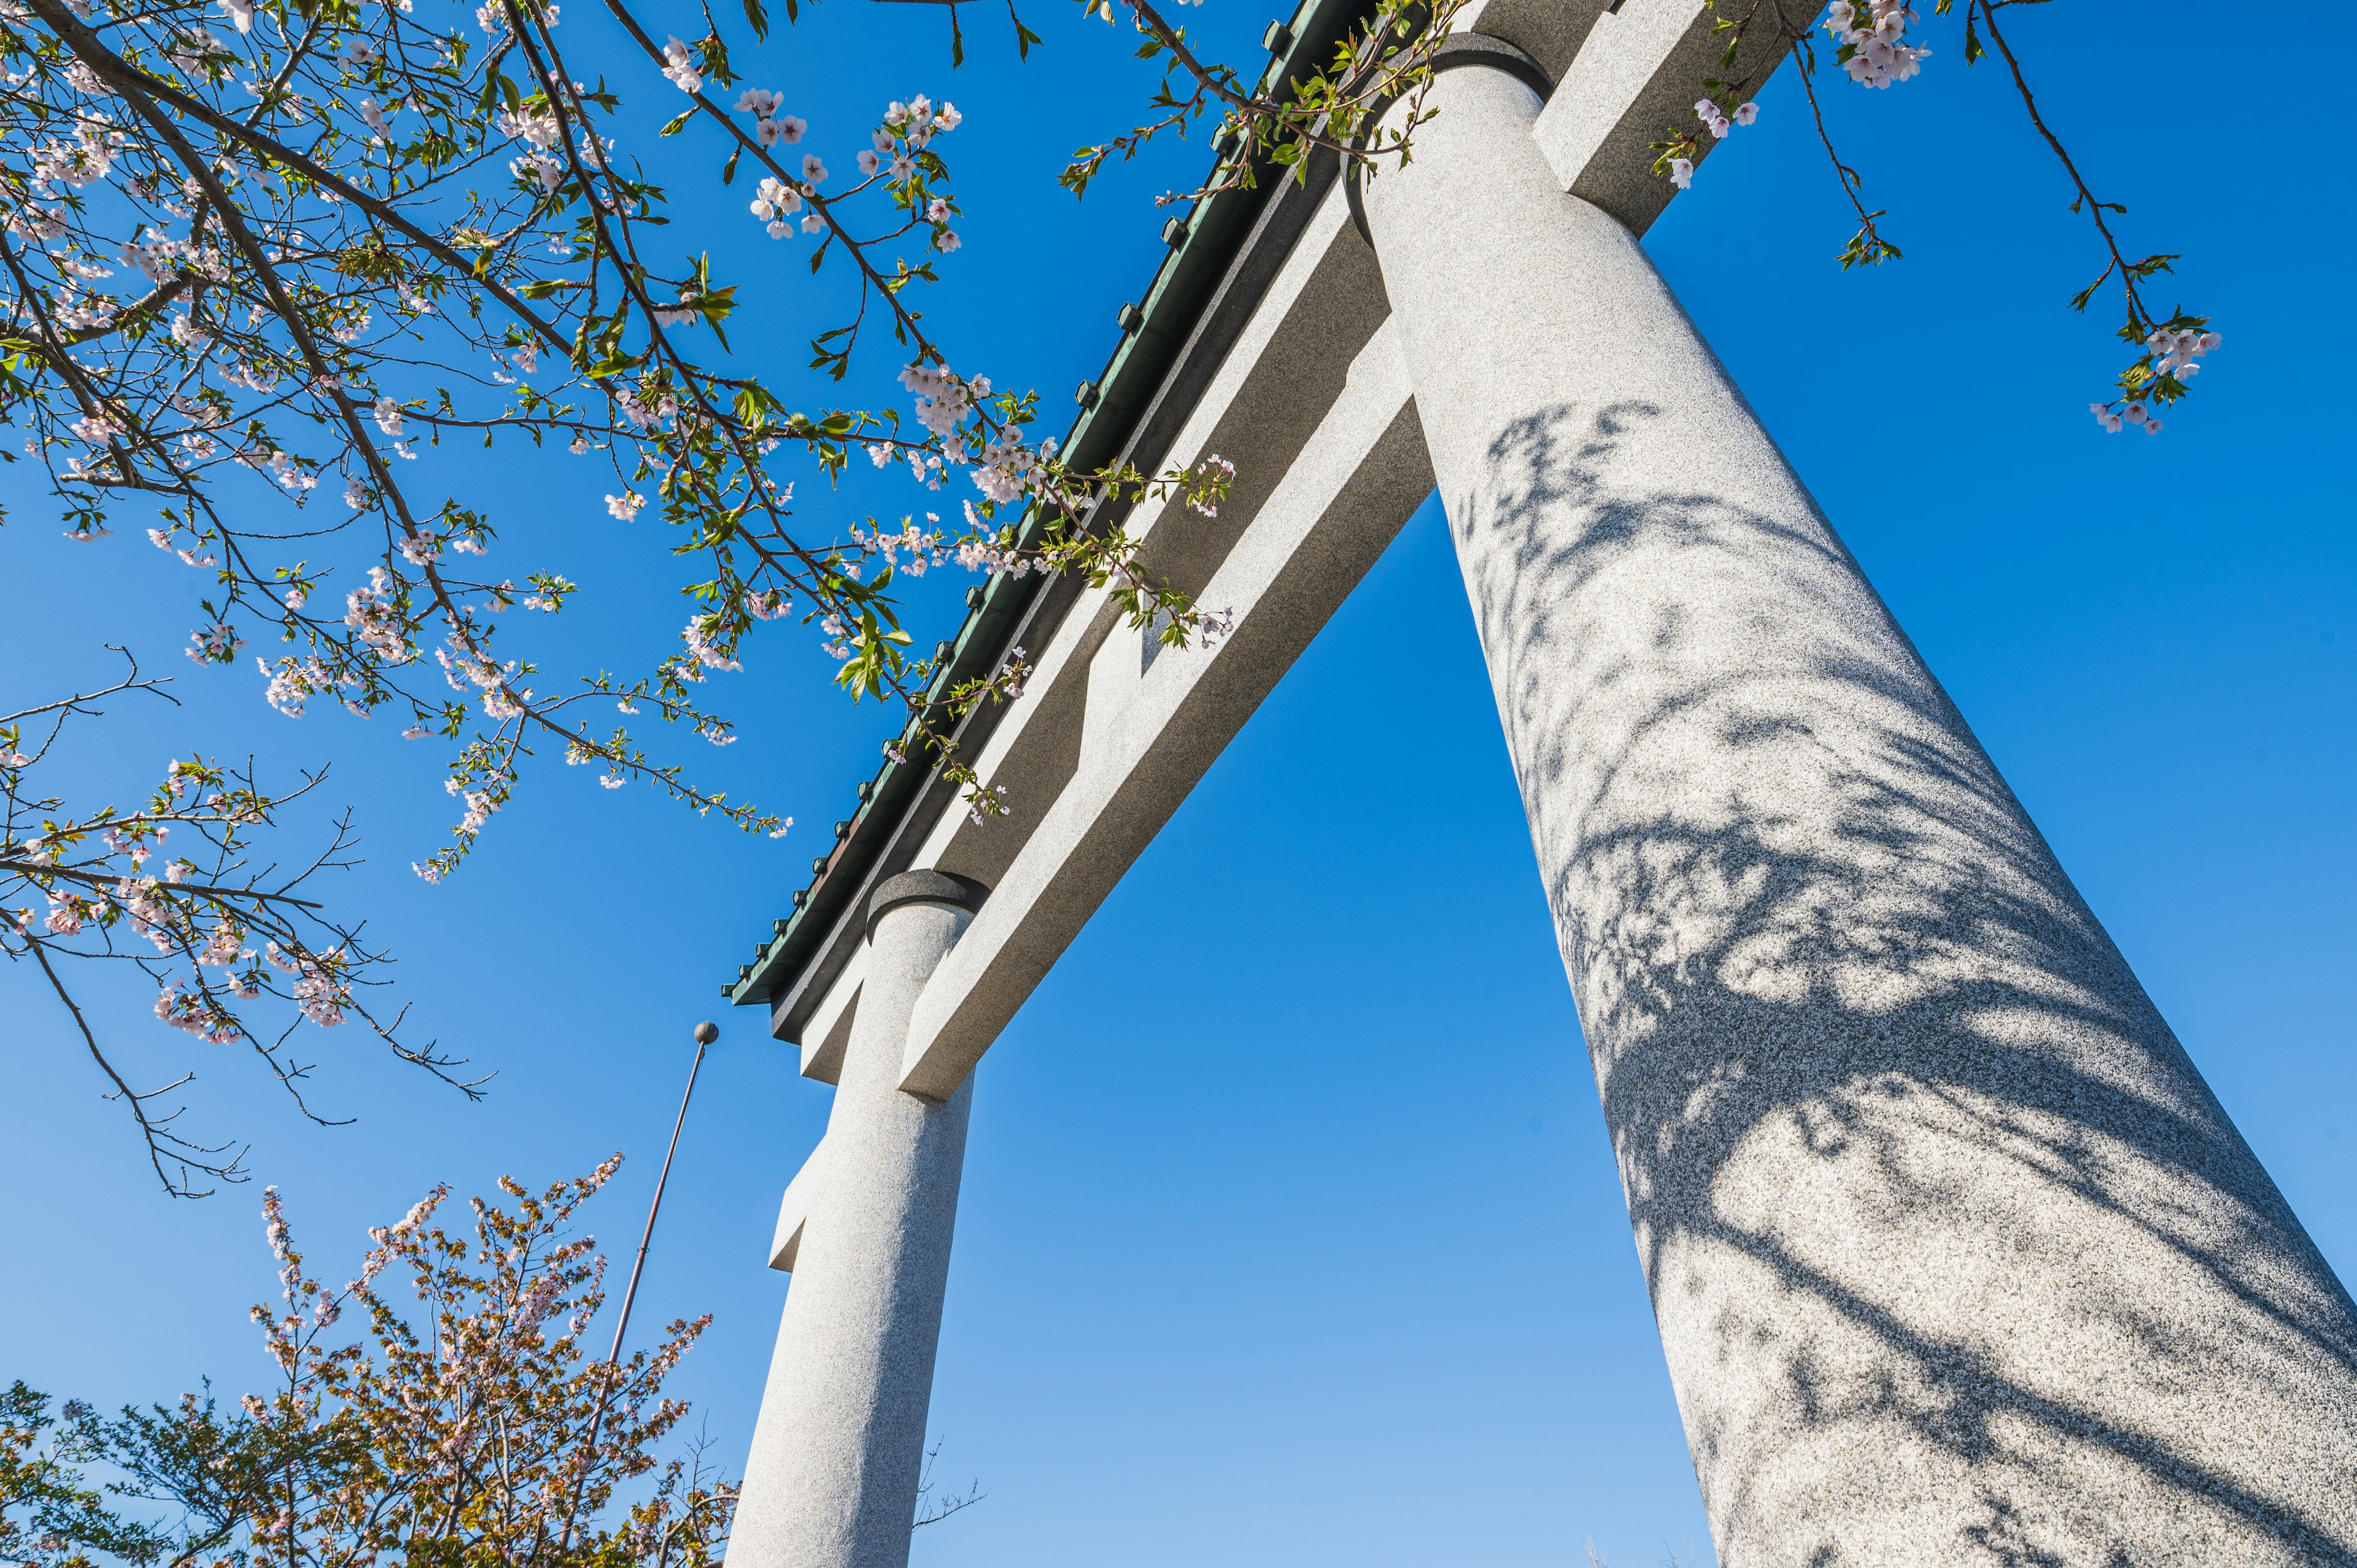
[715,2,2357,1562]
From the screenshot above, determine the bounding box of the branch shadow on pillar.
[1452,401,2357,1567]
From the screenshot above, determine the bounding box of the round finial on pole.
[693,1020,719,1045]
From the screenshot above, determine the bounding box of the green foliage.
[1,1385,167,1568]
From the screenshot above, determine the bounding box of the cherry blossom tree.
[0,0,2217,1194]
[2,1163,737,1568]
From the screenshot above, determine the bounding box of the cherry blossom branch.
[1064,0,1466,203]
[590,0,951,369]
[1968,0,2216,428]
[1790,34,1897,266]
[3,663,481,1193]
[0,646,171,728]
[1970,0,2137,310]
[3,862,327,909]
[26,927,247,1197]
[33,0,797,865]
[28,3,571,352]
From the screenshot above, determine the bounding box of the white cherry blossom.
[659,36,702,94]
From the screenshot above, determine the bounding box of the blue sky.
[4,2,2351,1566]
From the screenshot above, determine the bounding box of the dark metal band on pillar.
[1343,32,1556,246]
[865,869,988,943]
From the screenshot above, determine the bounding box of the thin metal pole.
[557,1020,716,1555]
[608,1024,710,1362]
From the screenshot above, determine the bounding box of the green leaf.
[722,145,741,183]
[659,109,694,136]
[741,0,768,39]
[732,387,773,430]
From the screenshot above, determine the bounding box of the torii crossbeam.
[716,2,2357,1562]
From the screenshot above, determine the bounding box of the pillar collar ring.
[1342,31,1555,246]
[865,869,989,944]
